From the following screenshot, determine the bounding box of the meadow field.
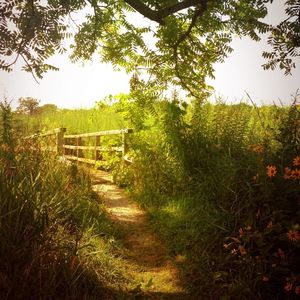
[1,94,299,299]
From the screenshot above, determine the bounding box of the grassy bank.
[124,98,300,299]
[0,102,133,299]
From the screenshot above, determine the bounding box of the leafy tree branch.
[0,0,299,98]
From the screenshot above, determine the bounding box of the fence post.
[56,128,66,156]
[76,137,81,163]
[95,136,100,161]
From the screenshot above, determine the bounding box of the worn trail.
[90,170,186,299]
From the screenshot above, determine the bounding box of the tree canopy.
[16,97,40,115]
[0,0,299,98]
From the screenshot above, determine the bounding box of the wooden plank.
[63,145,123,152]
[64,145,96,150]
[56,128,66,155]
[64,128,133,139]
[95,136,100,161]
[25,127,132,162]
[123,155,133,164]
[24,128,66,139]
[76,137,81,162]
[64,155,96,165]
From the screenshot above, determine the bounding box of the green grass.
[0,140,133,299]
[7,96,300,299]
[17,106,126,135]
[125,99,300,299]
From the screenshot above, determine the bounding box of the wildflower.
[284,167,292,179]
[287,229,300,242]
[277,248,285,259]
[286,169,300,180]
[293,169,300,180]
[15,145,25,154]
[262,276,269,282]
[223,243,229,249]
[284,282,293,292]
[266,165,277,177]
[252,145,264,153]
[293,155,300,167]
[231,237,241,244]
[245,225,252,231]
[295,286,300,295]
[238,245,247,256]
[175,254,186,263]
[231,249,237,255]
[267,220,273,230]
[1,143,10,152]
[239,228,244,237]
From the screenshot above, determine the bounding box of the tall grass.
[17,105,125,135]
[123,96,299,299]
[12,93,300,299]
[0,102,130,299]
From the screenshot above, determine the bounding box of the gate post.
[56,128,66,156]
[95,135,101,161]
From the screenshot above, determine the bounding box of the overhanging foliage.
[0,0,299,97]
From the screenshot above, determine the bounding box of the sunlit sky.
[0,0,299,109]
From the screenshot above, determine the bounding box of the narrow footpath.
[90,170,186,299]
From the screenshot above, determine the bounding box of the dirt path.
[90,170,186,299]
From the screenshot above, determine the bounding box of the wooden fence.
[26,127,133,165]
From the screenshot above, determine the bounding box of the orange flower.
[287,229,300,242]
[252,145,264,153]
[262,276,269,282]
[266,165,277,177]
[295,286,300,295]
[175,254,186,263]
[245,225,252,231]
[231,248,237,255]
[284,168,300,180]
[293,169,300,180]
[284,282,293,292]
[293,155,300,166]
[238,245,247,256]
[15,145,25,154]
[1,143,10,152]
[283,167,292,179]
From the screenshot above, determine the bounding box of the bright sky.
[0,1,299,109]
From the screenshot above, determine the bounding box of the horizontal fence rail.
[25,127,133,165]
[64,128,133,165]
[24,128,66,155]
[64,128,133,138]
